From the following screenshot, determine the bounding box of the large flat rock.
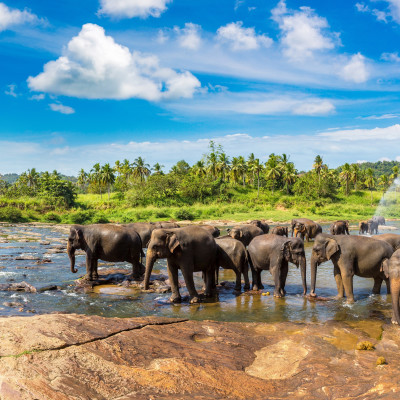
[0,314,399,399]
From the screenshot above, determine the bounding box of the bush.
[0,207,24,222]
[90,213,109,224]
[43,212,61,223]
[173,208,196,221]
[68,210,94,224]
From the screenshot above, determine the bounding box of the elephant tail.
[247,250,255,275]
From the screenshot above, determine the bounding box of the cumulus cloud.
[174,23,202,50]
[4,84,17,97]
[319,124,400,141]
[355,2,389,22]
[0,2,41,31]
[271,0,335,60]
[217,21,272,50]
[98,0,172,19]
[28,24,201,101]
[381,52,400,62]
[339,53,369,83]
[49,103,75,115]
[29,93,45,101]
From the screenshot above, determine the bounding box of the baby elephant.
[383,250,400,325]
[359,221,368,234]
[271,226,288,237]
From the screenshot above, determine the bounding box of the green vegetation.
[0,142,399,224]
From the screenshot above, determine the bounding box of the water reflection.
[0,221,398,323]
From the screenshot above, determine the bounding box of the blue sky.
[2,0,400,175]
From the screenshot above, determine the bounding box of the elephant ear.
[382,259,390,279]
[74,227,83,240]
[281,241,291,260]
[167,233,180,254]
[325,238,339,260]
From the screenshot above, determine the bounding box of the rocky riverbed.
[0,314,399,399]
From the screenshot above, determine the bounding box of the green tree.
[365,168,376,205]
[281,162,297,194]
[313,155,324,197]
[152,162,165,175]
[237,156,247,186]
[132,157,151,183]
[249,158,263,197]
[170,160,190,175]
[265,154,281,193]
[217,153,230,182]
[77,169,88,191]
[26,168,39,188]
[339,163,352,196]
[350,163,361,191]
[89,163,103,198]
[193,160,206,177]
[101,163,115,201]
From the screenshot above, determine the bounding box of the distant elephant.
[373,216,386,225]
[270,226,289,237]
[373,233,400,251]
[153,221,180,229]
[199,225,220,238]
[144,226,217,303]
[215,236,250,291]
[227,225,264,246]
[294,221,322,242]
[359,221,368,235]
[67,224,145,281]
[249,220,270,234]
[382,250,400,325]
[368,219,379,235]
[329,220,349,235]
[248,235,307,296]
[310,233,393,303]
[124,222,156,247]
[291,218,316,237]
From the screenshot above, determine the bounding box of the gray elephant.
[271,226,289,237]
[215,236,250,291]
[67,224,145,281]
[373,216,386,225]
[291,218,316,237]
[227,224,264,246]
[373,233,400,251]
[144,226,217,303]
[382,250,400,325]
[154,221,180,229]
[367,219,379,235]
[247,235,307,297]
[310,233,393,303]
[293,220,322,242]
[124,222,156,247]
[329,220,349,235]
[359,221,368,234]
[249,220,270,234]
[199,225,220,238]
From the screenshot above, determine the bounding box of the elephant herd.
[66,216,400,325]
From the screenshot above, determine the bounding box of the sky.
[2,0,400,175]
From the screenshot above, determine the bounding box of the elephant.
[291,218,316,237]
[373,216,386,225]
[143,226,218,303]
[359,221,368,234]
[124,222,156,248]
[310,233,393,303]
[67,224,145,281]
[154,221,180,229]
[247,235,307,297]
[329,220,349,235]
[249,220,270,234]
[373,233,400,251]
[271,226,289,237]
[199,225,220,238]
[382,250,400,325]
[293,221,322,242]
[227,224,264,246]
[215,236,250,291]
[367,219,379,235]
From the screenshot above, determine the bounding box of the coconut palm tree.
[350,163,361,191]
[247,153,256,185]
[237,156,247,186]
[378,174,390,198]
[365,168,376,206]
[26,168,39,188]
[249,158,263,197]
[339,163,352,196]
[217,153,230,182]
[265,154,281,193]
[132,157,151,183]
[230,157,241,185]
[101,163,115,201]
[281,162,297,194]
[152,162,165,175]
[77,169,88,191]
[90,163,102,198]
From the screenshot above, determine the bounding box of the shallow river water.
[0,222,398,323]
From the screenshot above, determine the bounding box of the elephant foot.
[170,295,182,303]
[280,288,286,296]
[391,319,399,325]
[243,284,250,291]
[259,283,265,290]
[302,290,307,296]
[252,285,260,291]
[234,285,242,292]
[334,294,344,300]
[85,274,94,281]
[190,296,201,304]
[309,292,317,298]
[273,291,283,298]
[346,298,355,304]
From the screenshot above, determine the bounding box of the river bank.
[0,313,399,399]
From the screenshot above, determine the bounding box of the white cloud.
[379,156,391,161]
[174,23,202,50]
[319,124,400,141]
[29,93,45,101]
[356,2,389,22]
[360,113,399,120]
[386,0,400,23]
[0,2,41,32]
[271,0,335,60]
[28,24,201,101]
[339,53,369,83]
[381,52,400,62]
[98,0,171,19]
[49,103,75,115]
[217,21,272,50]
[292,100,335,116]
[4,84,17,97]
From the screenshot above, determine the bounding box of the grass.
[0,188,397,224]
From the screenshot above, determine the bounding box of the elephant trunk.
[144,250,156,290]
[391,278,400,325]
[310,253,318,297]
[300,255,307,296]
[67,241,78,273]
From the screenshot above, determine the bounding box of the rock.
[2,302,23,308]
[0,281,37,293]
[14,254,40,261]
[356,341,375,350]
[38,285,58,293]
[39,241,51,246]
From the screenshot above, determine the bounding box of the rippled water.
[0,222,398,323]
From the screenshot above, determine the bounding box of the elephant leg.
[234,268,242,291]
[257,269,264,290]
[279,261,288,296]
[179,262,200,303]
[271,266,283,298]
[333,265,344,300]
[341,273,355,303]
[385,277,391,294]
[390,278,400,324]
[167,261,181,303]
[92,259,99,280]
[85,253,93,281]
[242,262,250,291]
[204,267,216,297]
[372,277,383,295]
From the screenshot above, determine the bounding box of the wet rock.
[39,241,51,245]
[0,281,37,293]
[15,254,40,261]
[2,302,23,307]
[38,285,59,293]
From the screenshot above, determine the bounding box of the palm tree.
[51,170,61,179]
[391,165,399,201]
[206,150,218,179]
[378,174,390,198]
[265,154,281,193]
[193,160,206,177]
[281,162,297,194]
[121,159,132,184]
[350,163,360,191]
[313,155,324,196]
[217,153,230,182]
[90,163,102,198]
[152,162,165,175]
[249,158,263,197]
[237,156,247,186]
[101,163,115,201]
[114,160,122,177]
[132,157,151,183]
[365,168,376,206]
[247,153,256,185]
[77,169,88,191]
[26,168,39,188]
[230,157,241,185]
[339,163,352,196]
